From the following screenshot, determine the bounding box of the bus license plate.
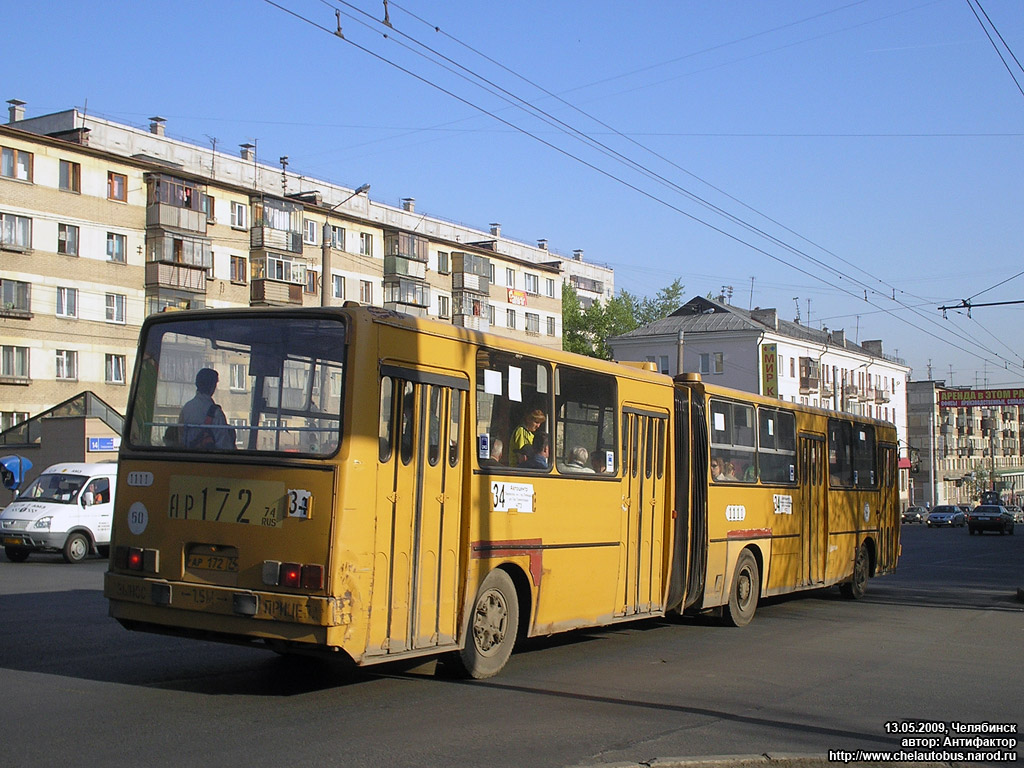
[168,476,287,527]
[186,553,239,572]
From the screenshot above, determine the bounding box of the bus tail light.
[263,560,323,590]
[115,545,159,573]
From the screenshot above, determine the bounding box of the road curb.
[577,755,961,768]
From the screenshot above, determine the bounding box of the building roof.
[610,295,906,366]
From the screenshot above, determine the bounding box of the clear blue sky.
[5,0,1023,386]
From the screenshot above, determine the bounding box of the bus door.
[877,444,898,571]
[799,434,827,586]
[620,408,669,616]
[371,366,467,655]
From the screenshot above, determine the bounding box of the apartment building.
[1,100,613,424]
[907,380,1024,507]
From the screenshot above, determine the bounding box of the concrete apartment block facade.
[1,101,613,426]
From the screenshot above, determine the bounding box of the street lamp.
[329,183,370,211]
[322,184,370,307]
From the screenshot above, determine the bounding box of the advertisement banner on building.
[507,289,527,306]
[761,343,778,398]
[938,388,1024,408]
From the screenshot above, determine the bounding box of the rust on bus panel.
[470,539,543,585]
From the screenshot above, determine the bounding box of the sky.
[4,0,1024,386]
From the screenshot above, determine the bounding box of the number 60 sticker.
[287,489,312,519]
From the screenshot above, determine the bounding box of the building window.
[545,278,555,298]
[59,160,81,192]
[105,293,126,323]
[230,201,248,229]
[107,171,127,201]
[525,312,540,333]
[659,355,669,375]
[56,287,78,318]
[303,219,318,245]
[506,268,515,288]
[1,212,32,249]
[489,263,495,283]
[57,223,79,256]
[506,308,516,330]
[105,232,126,262]
[105,354,126,384]
[488,304,495,325]
[699,352,725,375]
[360,279,373,303]
[332,274,345,299]
[359,232,373,257]
[55,349,77,380]
[1,411,29,431]
[330,225,345,249]
[230,255,247,283]
[202,194,215,220]
[0,279,31,314]
[438,295,450,319]
[525,273,539,295]
[437,251,450,274]
[230,363,248,392]
[1,345,29,378]
[305,269,319,295]
[546,316,556,336]
[1,147,32,181]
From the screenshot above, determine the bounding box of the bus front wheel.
[724,550,759,627]
[840,545,869,599]
[457,569,519,679]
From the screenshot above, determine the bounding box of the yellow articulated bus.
[104,305,899,678]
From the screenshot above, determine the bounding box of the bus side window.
[554,367,617,475]
[379,377,394,462]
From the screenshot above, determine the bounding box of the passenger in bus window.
[710,456,726,480]
[563,446,595,473]
[509,409,545,466]
[481,438,504,466]
[520,431,550,469]
[180,368,235,450]
[722,460,739,481]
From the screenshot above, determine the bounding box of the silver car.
[926,505,966,528]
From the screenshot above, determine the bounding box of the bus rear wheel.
[840,545,869,599]
[724,550,759,627]
[456,569,519,679]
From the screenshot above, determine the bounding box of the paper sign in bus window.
[508,366,522,402]
[484,369,502,395]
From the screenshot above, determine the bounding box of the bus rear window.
[127,315,346,455]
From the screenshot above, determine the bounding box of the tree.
[562,278,685,360]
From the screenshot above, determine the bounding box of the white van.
[0,462,117,563]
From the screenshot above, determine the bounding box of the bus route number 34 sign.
[491,482,534,514]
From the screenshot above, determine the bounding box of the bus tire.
[840,545,869,599]
[62,532,91,564]
[4,546,30,563]
[724,550,759,627]
[457,568,519,679]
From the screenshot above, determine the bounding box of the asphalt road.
[0,523,1021,768]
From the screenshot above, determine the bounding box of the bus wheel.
[724,550,759,627]
[458,569,519,679]
[840,545,869,599]
[62,532,90,564]
[4,546,30,563]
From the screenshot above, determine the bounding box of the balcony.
[145,261,207,293]
[861,387,875,402]
[251,226,302,254]
[250,278,302,306]
[843,384,859,398]
[821,382,834,396]
[146,203,207,234]
[799,376,819,394]
[875,388,890,403]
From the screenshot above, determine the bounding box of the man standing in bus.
[180,368,235,450]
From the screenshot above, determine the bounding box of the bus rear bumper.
[104,571,351,639]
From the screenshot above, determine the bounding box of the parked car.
[902,506,928,524]
[966,505,1015,536]
[926,505,966,527]
[0,462,116,563]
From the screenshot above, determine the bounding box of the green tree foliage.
[562,278,686,360]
